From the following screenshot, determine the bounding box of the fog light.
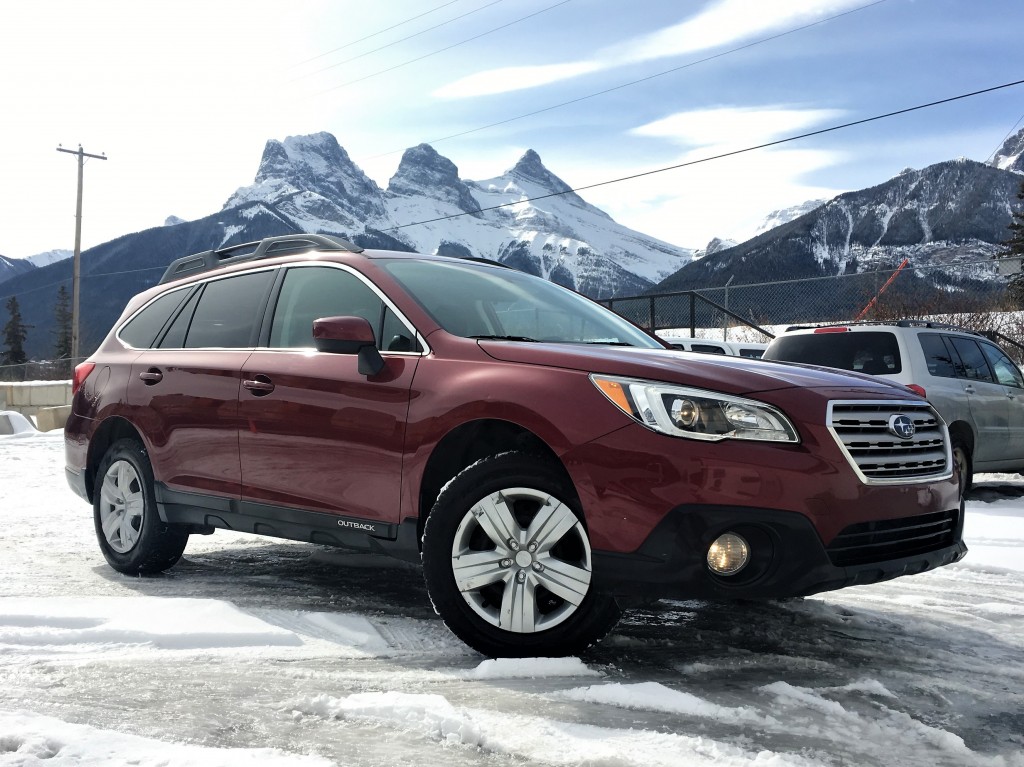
[707,532,749,575]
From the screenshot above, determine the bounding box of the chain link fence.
[0,357,81,383]
[603,257,1024,357]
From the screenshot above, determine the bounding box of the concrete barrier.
[0,382,73,419]
[36,405,72,432]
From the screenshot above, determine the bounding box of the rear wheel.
[422,452,621,657]
[94,439,189,574]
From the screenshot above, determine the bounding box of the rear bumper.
[592,503,967,601]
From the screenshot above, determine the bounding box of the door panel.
[128,350,248,497]
[947,336,1008,462]
[238,351,417,522]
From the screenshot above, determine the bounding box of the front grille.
[827,401,950,483]
[827,509,958,566]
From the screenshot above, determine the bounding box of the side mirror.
[312,316,385,376]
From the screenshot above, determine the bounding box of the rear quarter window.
[118,288,189,349]
[764,331,902,374]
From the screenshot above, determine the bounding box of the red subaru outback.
[65,235,966,657]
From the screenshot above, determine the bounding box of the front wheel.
[421,452,621,657]
[950,437,973,499]
[94,439,189,574]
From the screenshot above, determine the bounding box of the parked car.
[661,337,768,358]
[763,320,1024,493]
[65,236,965,657]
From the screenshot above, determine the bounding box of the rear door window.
[947,337,995,383]
[918,333,960,378]
[183,270,276,348]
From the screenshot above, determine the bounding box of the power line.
[317,0,573,95]
[0,266,164,303]
[362,0,888,161]
[295,1,504,81]
[384,78,1024,233]
[291,0,464,67]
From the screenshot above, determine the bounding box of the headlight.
[591,375,799,443]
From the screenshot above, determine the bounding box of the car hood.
[477,342,913,398]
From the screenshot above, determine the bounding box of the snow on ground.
[1,430,1022,767]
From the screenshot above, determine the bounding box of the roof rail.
[157,234,364,284]
[783,319,981,336]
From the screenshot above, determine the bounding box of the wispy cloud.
[433,0,869,99]
[572,104,849,246]
[630,105,847,149]
[433,62,602,99]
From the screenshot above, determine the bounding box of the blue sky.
[1,0,1022,259]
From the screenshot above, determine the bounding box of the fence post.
[689,293,696,338]
[648,296,656,331]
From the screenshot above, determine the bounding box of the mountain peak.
[226,132,384,219]
[991,126,1024,174]
[510,149,570,193]
[387,144,481,216]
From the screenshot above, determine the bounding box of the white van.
[663,337,768,358]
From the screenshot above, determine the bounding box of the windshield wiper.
[583,341,634,346]
[469,334,540,342]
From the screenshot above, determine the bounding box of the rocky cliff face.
[991,125,1024,174]
[386,144,481,217]
[660,158,1021,292]
[225,132,387,231]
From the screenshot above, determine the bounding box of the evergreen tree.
[2,295,30,371]
[1003,180,1024,304]
[53,285,72,357]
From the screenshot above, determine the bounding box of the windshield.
[381,259,663,348]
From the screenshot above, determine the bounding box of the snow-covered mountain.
[224,132,696,297]
[991,125,1024,174]
[659,155,1019,305]
[754,199,827,236]
[0,254,36,286]
[25,249,72,268]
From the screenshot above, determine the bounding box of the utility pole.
[56,144,107,361]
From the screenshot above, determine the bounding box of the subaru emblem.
[888,414,916,440]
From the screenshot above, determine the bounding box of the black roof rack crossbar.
[158,234,364,284]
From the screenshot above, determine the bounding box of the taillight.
[72,362,96,396]
[813,327,849,333]
[906,384,927,398]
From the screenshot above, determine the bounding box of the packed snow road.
[1,431,1022,766]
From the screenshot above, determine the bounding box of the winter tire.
[421,452,621,657]
[951,437,973,498]
[94,439,189,574]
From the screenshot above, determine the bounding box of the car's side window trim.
[261,262,429,356]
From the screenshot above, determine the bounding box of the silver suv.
[763,320,1024,492]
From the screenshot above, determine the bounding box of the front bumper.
[65,466,89,502]
[592,502,967,601]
